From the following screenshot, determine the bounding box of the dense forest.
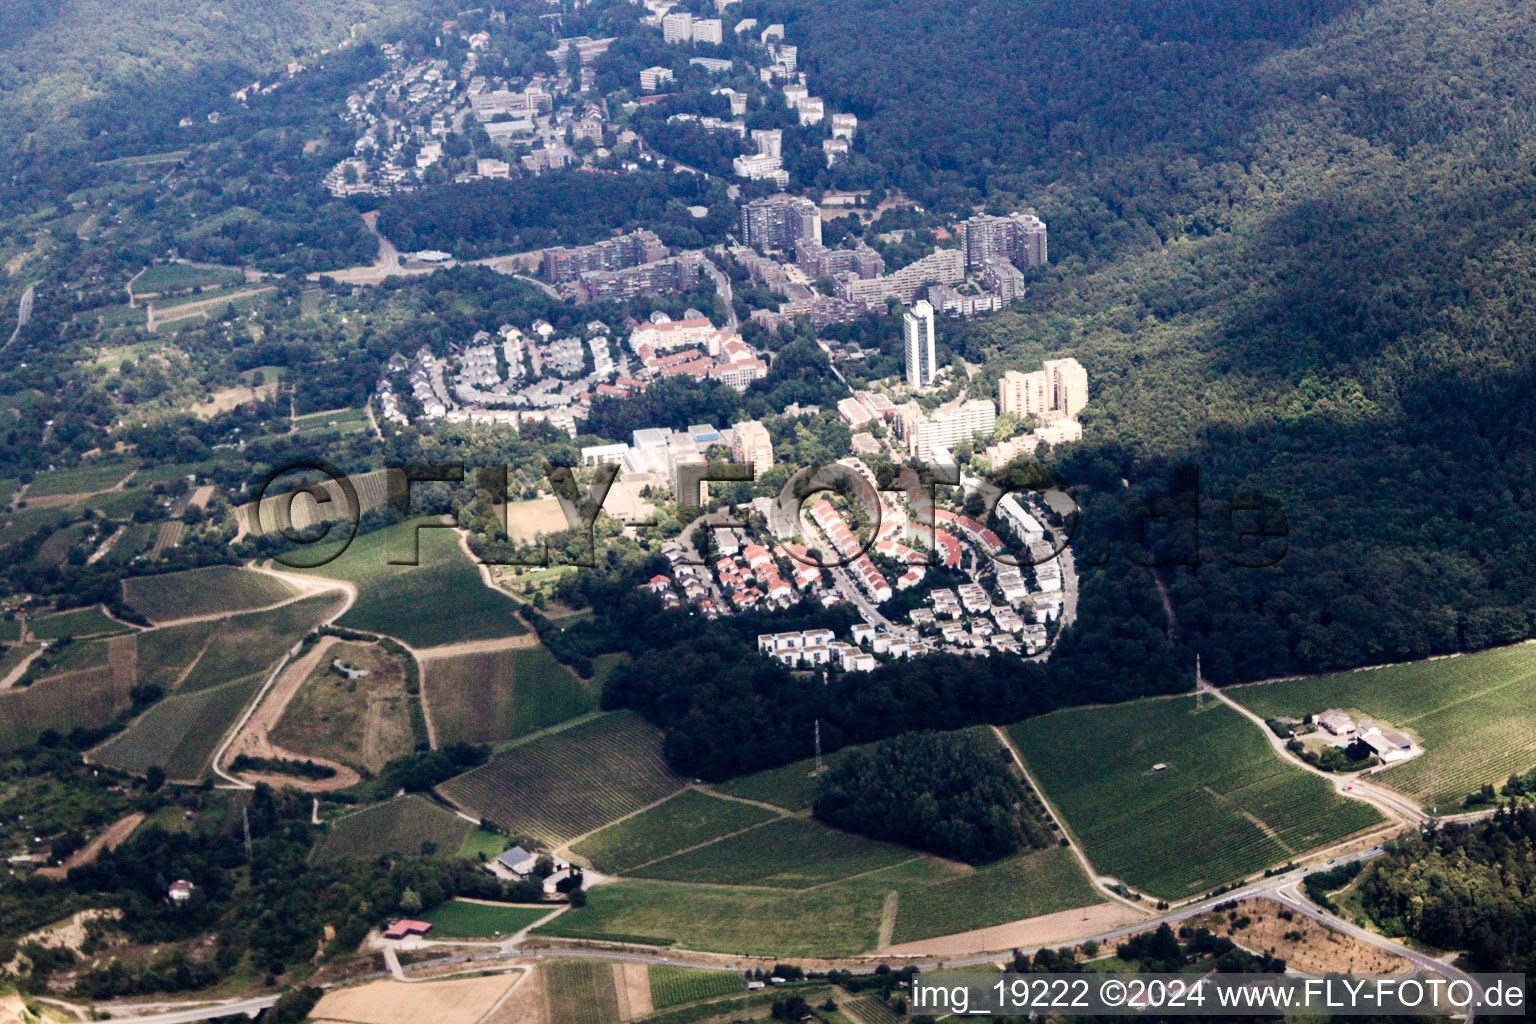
[374,170,737,258]
[812,731,1055,863]
[746,0,1536,685]
[1360,810,1536,975]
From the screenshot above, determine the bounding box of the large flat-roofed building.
[573,255,702,303]
[639,66,675,91]
[542,230,668,283]
[1042,357,1089,419]
[903,299,937,389]
[839,247,964,306]
[692,18,723,44]
[999,357,1088,419]
[899,397,997,462]
[741,195,821,252]
[958,212,1048,270]
[794,239,884,279]
[999,369,1050,417]
[733,419,774,476]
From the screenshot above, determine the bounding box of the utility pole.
[813,719,825,775]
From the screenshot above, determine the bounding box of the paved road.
[699,255,736,330]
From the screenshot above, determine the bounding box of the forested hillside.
[0,0,423,138]
[765,0,1536,686]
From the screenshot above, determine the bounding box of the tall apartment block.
[542,230,668,283]
[958,212,1048,270]
[732,420,774,476]
[740,196,821,252]
[904,299,938,390]
[999,357,1088,419]
[662,11,693,43]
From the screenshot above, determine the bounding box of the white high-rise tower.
[903,300,937,390]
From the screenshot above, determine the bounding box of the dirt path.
[875,892,898,950]
[36,812,146,879]
[147,286,276,331]
[613,963,651,1022]
[222,635,361,791]
[413,633,542,660]
[0,645,45,690]
[879,902,1145,958]
[86,525,126,565]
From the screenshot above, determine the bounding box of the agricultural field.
[844,995,906,1024]
[25,457,139,497]
[91,673,264,780]
[104,521,157,564]
[293,407,371,439]
[634,816,914,889]
[570,789,779,874]
[0,642,37,681]
[271,641,417,773]
[0,504,73,547]
[544,960,621,1024]
[647,967,743,1010]
[312,795,473,863]
[420,899,551,938]
[309,973,519,1024]
[121,566,295,623]
[1230,641,1536,807]
[0,658,134,749]
[437,712,685,846]
[888,846,1101,945]
[426,645,597,747]
[712,749,859,812]
[300,523,527,649]
[29,605,129,640]
[505,498,569,543]
[24,637,111,680]
[1008,697,1385,899]
[536,858,960,957]
[175,594,342,693]
[33,521,92,568]
[133,620,221,691]
[133,264,242,294]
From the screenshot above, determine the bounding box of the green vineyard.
[1231,641,1536,807]
[436,712,685,845]
[570,789,778,874]
[122,566,295,622]
[313,795,473,863]
[1009,696,1383,899]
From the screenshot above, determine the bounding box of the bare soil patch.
[879,902,1144,958]
[1189,898,1412,974]
[223,636,361,791]
[36,813,145,880]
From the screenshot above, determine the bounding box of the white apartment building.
[901,398,997,462]
[733,420,774,476]
[662,11,693,43]
[903,299,937,389]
